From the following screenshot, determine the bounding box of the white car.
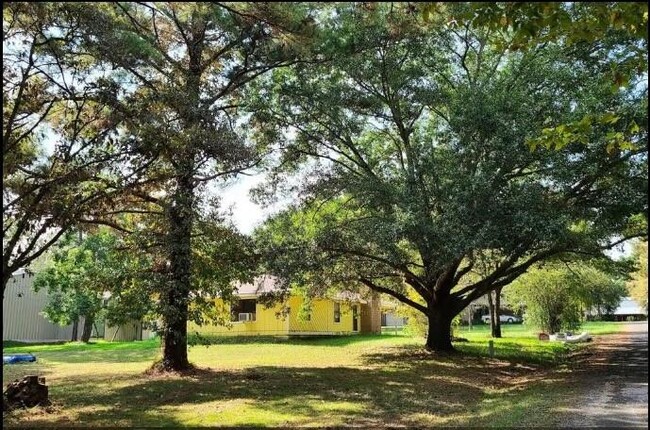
[481,314,521,324]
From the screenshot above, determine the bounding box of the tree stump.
[3,375,49,411]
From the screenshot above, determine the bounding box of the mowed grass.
[2,322,627,427]
[453,321,629,364]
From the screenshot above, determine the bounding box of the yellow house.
[188,276,381,336]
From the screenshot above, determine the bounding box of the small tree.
[506,265,582,333]
[34,229,151,342]
[573,265,628,320]
[628,241,648,313]
[505,261,629,332]
[34,232,104,342]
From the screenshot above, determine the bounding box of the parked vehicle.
[481,314,521,324]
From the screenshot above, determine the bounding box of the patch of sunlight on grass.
[312,400,366,413]
[3,326,619,427]
[187,337,420,369]
[458,321,627,338]
[173,399,314,427]
[402,412,440,426]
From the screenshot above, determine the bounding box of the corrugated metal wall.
[3,272,83,342]
[105,320,143,341]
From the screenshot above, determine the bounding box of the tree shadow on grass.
[188,333,398,348]
[455,341,572,366]
[3,363,489,427]
[2,361,58,389]
[3,341,581,428]
[36,349,159,364]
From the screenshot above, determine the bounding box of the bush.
[507,266,583,333]
[506,261,628,334]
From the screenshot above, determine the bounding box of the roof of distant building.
[235,275,366,303]
[614,297,646,315]
[235,275,281,296]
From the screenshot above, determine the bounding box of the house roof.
[614,297,646,315]
[235,275,280,296]
[235,276,366,303]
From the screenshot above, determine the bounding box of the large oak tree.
[252,4,648,351]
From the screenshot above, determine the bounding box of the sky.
[218,174,269,234]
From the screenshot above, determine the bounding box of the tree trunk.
[81,314,94,343]
[493,287,503,338]
[157,28,204,372]
[71,319,79,341]
[159,174,194,371]
[2,269,11,300]
[487,291,497,335]
[487,289,503,338]
[425,310,454,352]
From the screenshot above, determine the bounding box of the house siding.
[188,298,289,336]
[187,295,361,336]
[360,292,382,334]
[288,296,357,334]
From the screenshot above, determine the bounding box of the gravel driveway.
[561,321,648,428]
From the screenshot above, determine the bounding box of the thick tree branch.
[359,277,428,315]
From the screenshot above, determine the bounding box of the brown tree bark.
[81,314,94,342]
[71,319,79,341]
[159,174,193,371]
[425,307,455,352]
[487,289,503,338]
[157,23,202,372]
[493,287,503,338]
[487,291,496,333]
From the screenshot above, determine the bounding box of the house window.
[231,299,257,322]
[334,302,341,323]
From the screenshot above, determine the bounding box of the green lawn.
[457,320,629,337]
[2,322,627,427]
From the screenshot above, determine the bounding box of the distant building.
[4,271,382,342]
[380,299,407,328]
[612,297,647,321]
[3,270,81,342]
[189,276,381,336]
[2,270,146,343]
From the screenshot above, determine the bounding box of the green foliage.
[419,2,648,153]
[572,264,629,318]
[506,266,581,333]
[4,1,647,361]
[3,2,127,290]
[252,3,647,349]
[33,229,153,330]
[505,261,628,332]
[627,240,648,311]
[54,2,324,369]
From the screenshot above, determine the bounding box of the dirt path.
[561,321,648,428]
